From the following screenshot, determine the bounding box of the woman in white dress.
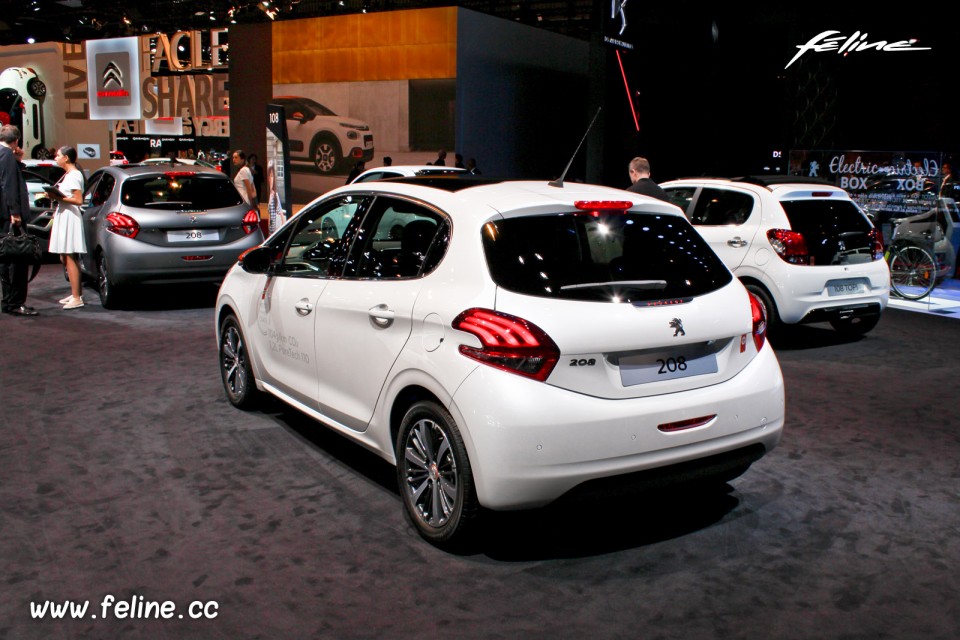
[47,145,86,309]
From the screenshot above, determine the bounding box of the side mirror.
[238,245,274,274]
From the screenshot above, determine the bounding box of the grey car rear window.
[482,212,732,303]
[120,174,243,210]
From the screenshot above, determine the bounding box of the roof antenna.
[549,106,601,188]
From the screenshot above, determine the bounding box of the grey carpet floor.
[1,267,958,639]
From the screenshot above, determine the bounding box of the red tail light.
[868,228,884,260]
[164,171,197,178]
[767,229,809,264]
[242,209,260,234]
[105,212,140,238]
[748,292,767,352]
[453,308,560,382]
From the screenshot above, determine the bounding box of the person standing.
[0,125,37,317]
[248,153,264,203]
[47,145,87,310]
[626,156,670,202]
[231,150,257,209]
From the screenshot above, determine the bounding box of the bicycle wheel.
[889,245,936,300]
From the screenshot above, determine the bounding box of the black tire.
[311,134,341,174]
[97,252,123,309]
[219,314,260,409]
[27,77,46,99]
[889,245,936,300]
[829,314,880,337]
[745,283,781,335]
[396,400,479,547]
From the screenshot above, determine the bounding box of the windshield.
[483,211,732,303]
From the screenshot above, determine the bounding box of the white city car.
[273,95,374,174]
[0,66,47,159]
[216,176,785,547]
[661,176,890,336]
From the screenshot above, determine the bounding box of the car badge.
[670,318,685,337]
[102,62,123,89]
[190,216,198,224]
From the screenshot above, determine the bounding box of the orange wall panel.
[272,7,456,83]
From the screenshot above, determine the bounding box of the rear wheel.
[219,314,259,409]
[27,77,46,99]
[745,283,781,335]
[889,245,936,300]
[396,401,479,548]
[97,252,123,309]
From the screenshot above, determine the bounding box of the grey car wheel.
[97,252,122,309]
[397,400,479,547]
[219,315,259,409]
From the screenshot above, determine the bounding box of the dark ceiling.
[0,0,598,47]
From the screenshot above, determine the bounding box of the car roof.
[662,176,852,200]
[352,165,468,181]
[327,177,685,222]
[97,163,228,178]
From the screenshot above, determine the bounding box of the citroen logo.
[102,62,123,89]
[669,318,685,337]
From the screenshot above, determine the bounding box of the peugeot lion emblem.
[102,62,123,89]
[670,318,685,337]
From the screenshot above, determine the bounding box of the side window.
[275,195,370,278]
[87,173,115,206]
[690,188,755,226]
[663,187,697,218]
[349,197,448,279]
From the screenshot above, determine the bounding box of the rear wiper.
[560,280,667,291]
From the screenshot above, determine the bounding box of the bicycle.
[885,236,937,301]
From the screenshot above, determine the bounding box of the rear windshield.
[780,199,874,265]
[120,174,243,210]
[483,212,732,303]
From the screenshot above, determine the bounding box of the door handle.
[368,304,395,327]
[727,237,748,248]
[294,299,313,316]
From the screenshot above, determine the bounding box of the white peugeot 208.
[216,175,785,547]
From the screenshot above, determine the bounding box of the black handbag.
[0,226,43,281]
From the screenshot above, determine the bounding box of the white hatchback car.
[272,95,374,174]
[0,66,47,159]
[216,176,785,547]
[660,176,890,337]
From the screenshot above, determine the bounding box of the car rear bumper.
[449,343,785,510]
[768,260,890,324]
[102,231,264,285]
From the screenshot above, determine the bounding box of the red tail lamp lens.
[767,229,809,264]
[105,212,140,238]
[749,292,767,352]
[453,308,560,382]
[242,209,260,234]
[658,415,717,433]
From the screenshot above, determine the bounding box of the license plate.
[167,229,219,242]
[827,279,866,296]
[619,351,718,386]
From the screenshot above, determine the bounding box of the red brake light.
[242,209,260,234]
[574,200,633,211]
[748,292,767,352]
[105,212,140,238]
[164,171,196,178]
[767,229,809,264]
[453,308,560,382]
[811,191,833,197]
[868,227,884,260]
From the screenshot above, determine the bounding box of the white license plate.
[619,351,718,386]
[827,279,866,296]
[167,229,219,242]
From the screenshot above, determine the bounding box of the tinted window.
[483,212,732,303]
[119,174,242,210]
[663,186,696,217]
[780,199,875,265]
[348,197,447,279]
[276,195,370,277]
[23,165,65,184]
[88,173,116,206]
[690,188,755,226]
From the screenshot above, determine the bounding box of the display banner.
[85,37,141,120]
[266,103,292,234]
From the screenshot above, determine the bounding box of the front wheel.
[396,401,479,547]
[219,314,260,409]
[889,245,936,300]
[311,136,342,174]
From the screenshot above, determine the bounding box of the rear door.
[666,185,762,271]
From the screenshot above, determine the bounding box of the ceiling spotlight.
[122,16,132,25]
[27,36,36,43]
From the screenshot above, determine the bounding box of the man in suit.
[626,156,670,202]
[0,124,37,316]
